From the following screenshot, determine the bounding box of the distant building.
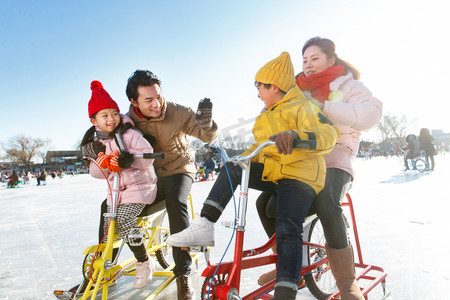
[431,129,450,150]
[45,150,85,170]
[0,162,13,170]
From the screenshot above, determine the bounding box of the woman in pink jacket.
[256,37,382,299]
[81,81,158,290]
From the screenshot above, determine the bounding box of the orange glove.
[109,150,122,173]
[96,152,110,170]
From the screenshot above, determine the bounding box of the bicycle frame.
[201,141,389,300]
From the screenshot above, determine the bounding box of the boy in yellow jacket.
[167,52,339,299]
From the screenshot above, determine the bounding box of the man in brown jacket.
[126,70,218,299]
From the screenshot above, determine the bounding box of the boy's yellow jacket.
[241,85,339,194]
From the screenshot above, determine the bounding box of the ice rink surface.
[1,153,449,299]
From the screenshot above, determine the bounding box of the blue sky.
[1,0,449,154]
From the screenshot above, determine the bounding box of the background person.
[203,152,216,180]
[194,163,205,181]
[36,169,47,185]
[402,134,421,170]
[256,37,382,300]
[418,128,437,170]
[6,170,19,188]
[24,171,32,184]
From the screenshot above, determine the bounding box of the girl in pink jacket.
[81,80,157,290]
[256,37,382,300]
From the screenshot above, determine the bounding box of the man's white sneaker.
[133,258,156,289]
[166,216,215,247]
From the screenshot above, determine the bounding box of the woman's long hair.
[302,36,360,80]
[419,128,434,142]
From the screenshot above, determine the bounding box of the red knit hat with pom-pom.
[88,80,120,117]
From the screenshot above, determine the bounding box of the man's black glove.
[195,98,213,129]
[143,134,156,148]
[81,141,106,160]
[118,151,134,169]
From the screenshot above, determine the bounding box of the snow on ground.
[1,153,449,300]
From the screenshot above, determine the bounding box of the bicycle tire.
[82,251,102,281]
[415,158,427,172]
[141,216,172,269]
[304,217,337,299]
[155,230,171,269]
[81,251,113,285]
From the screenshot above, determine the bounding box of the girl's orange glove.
[96,152,110,170]
[109,150,122,173]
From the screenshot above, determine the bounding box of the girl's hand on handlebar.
[97,152,111,170]
[268,131,297,155]
[109,150,122,173]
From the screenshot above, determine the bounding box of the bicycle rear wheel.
[304,217,337,299]
[141,211,173,269]
[154,228,171,268]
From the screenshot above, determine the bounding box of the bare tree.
[377,113,408,150]
[2,135,50,169]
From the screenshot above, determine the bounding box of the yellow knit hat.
[255,51,295,92]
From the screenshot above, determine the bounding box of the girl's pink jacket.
[89,120,157,207]
[303,73,382,178]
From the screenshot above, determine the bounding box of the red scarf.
[296,65,346,103]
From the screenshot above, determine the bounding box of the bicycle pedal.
[127,227,144,246]
[53,290,74,300]
[180,246,209,252]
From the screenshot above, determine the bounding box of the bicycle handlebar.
[83,153,166,161]
[206,139,318,164]
[134,153,166,159]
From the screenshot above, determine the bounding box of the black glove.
[81,141,106,160]
[143,134,156,148]
[195,98,213,129]
[118,151,134,169]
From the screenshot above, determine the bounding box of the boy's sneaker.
[134,258,156,289]
[166,217,215,247]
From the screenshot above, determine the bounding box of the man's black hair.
[126,70,161,102]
